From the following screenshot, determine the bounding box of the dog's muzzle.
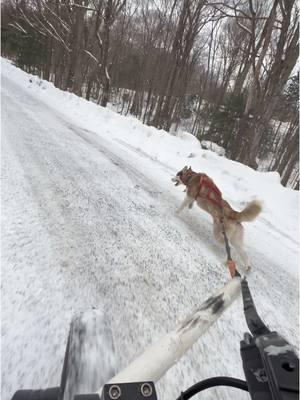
[172,176,181,186]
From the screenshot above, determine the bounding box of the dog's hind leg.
[214,221,251,271]
[176,195,194,214]
[230,224,251,271]
[213,221,225,244]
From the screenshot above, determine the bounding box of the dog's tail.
[232,200,262,222]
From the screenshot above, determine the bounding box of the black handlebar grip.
[11,387,60,400]
[241,278,270,336]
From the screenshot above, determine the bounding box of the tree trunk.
[72,0,88,96]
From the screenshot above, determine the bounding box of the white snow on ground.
[1,58,299,400]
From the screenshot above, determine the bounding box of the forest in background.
[1,0,299,189]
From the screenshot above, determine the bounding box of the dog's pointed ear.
[188,166,192,170]
[182,166,188,172]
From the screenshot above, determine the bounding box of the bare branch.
[8,21,27,34]
[236,18,252,34]
[84,49,102,66]
[19,8,47,37]
[44,4,71,33]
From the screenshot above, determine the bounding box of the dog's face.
[172,166,190,186]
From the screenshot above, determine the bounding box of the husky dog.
[172,166,261,270]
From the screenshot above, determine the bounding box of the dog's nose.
[171,177,177,182]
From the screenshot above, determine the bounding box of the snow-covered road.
[1,67,298,400]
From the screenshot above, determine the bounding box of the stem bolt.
[141,383,153,397]
[109,385,121,400]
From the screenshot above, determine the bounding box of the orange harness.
[182,171,223,207]
[196,175,223,207]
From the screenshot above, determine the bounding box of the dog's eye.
[177,172,182,176]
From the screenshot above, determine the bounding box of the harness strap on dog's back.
[197,176,223,207]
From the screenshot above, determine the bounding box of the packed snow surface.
[1,58,299,400]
